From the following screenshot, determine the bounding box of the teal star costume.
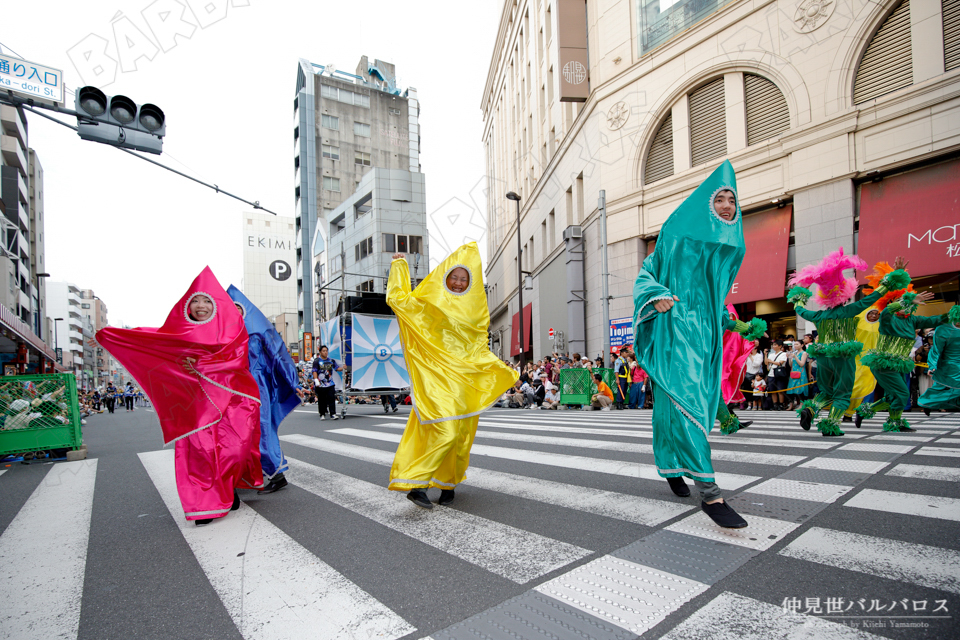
[789,269,910,436]
[632,160,757,485]
[918,309,960,413]
[856,293,949,431]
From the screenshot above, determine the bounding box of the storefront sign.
[557,0,589,102]
[510,303,533,356]
[858,159,960,279]
[610,317,634,350]
[726,205,792,304]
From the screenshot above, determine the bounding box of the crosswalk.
[1,407,959,639]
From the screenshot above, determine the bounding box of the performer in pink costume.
[97,267,263,525]
[721,304,756,407]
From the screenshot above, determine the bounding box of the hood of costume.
[97,267,261,445]
[227,285,300,472]
[387,242,518,423]
[721,305,755,404]
[633,160,744,432]
[789,248,868,309]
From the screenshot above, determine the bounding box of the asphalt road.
[1,401,958,640]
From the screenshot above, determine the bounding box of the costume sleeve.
[928,327,946,371]
[387,257,425,316]
[722,310,737,332]
[836,289,884,318]
[912,314,949,330]
[795,305,823,322]
[633,252,673,324]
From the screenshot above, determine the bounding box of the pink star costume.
[97,267,263,521]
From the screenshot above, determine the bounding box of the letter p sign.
[269,260,292,281]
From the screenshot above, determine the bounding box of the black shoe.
[438,489,455,505]
[842,416,852,423]
[701,500,748,529]
[667,476,691,497]
[821,431,845,437]
[739,420,752,429]
[195,518,214,526]
[384,404,389,413]
[923,407,931,417]
[800,408,813,431]
[900,427,917,432]
[855,413,863,428]
[407,489,433,509]
[259,474,288,494]
[231,490,241,511]
[392,406,398,412]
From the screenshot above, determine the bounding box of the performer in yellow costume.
[387,242,518,509]
[844,306,881,418]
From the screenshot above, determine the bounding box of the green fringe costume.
[918,310,960,413]
[857,295,948,432]
[791,269,910,436]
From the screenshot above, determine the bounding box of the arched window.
[744,74,790,145]
[853,0,913,104]
[945,0,960,72]
[644,112,674,185]
[689,78,727,167]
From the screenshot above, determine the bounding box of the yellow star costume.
[844,306,881,417]
[387,243,518,491]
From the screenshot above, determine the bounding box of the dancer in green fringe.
[856,288,947,431]
[919,306,960,415]
[788,250,910,437]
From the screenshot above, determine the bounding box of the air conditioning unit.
[562,226,583,241]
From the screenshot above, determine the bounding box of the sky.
[2,0,502,328]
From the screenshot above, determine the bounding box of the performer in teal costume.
[788,251,909,436]
[632,160,760,529]
[919,307,960,414]
[856,287,948,432]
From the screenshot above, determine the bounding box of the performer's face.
[319,346,329,358]
[713,190,737,220]
[866,310,880,322]
[189,295,214,321]
[234,303,244,316]
[446,267,470,293]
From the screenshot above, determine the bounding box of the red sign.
[726,205,792,304]
[510,303,532,356]
[858,159,960,279]
[548,327,555,338]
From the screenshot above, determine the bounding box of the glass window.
[354,122,371,137]
[355,244,361,262]
[397,235,408,253]
[321,144,339,160]
[408,235,423,255]
[389,107,401,115]
[637,0,736,55]
[321,84,338,100]
[383,233,395,253]
[355,151,371,166]
[323,176,340,191]
[321,114,339,130]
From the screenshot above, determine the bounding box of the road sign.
[0,54,63,104]
[55,348,63,364]
[548,327,555,340]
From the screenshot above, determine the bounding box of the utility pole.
[599,190,610,364]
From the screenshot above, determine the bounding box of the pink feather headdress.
[788,247,867,308]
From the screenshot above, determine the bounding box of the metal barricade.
[0,374,83,456]
[559,367,615,405]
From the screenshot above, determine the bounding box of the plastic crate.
[559,367,614,405]
[0,374,83,456]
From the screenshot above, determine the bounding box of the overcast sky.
[3,0,501,328]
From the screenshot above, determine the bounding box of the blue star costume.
[227,286,301,490]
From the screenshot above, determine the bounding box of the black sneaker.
[842,416,852,423]
[667,476,691,497]
[259,474,288,494]
[438,489,455,505]
[701,500,748,529]
[407,489,433,509]
[855,413,863,428]
[195,518,214,526]
[923,407,931,417]
[739,420,752,429]
[800,408,813,431]
[392,406,398,413]
[231,490,241,511]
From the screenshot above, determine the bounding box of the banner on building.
[557,0,589,102]
[349,314,409,390]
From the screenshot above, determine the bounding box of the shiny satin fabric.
[633,160,745,481]
[227,285,301,479]
[846,307,880,417]
[97,267,263,519]
[389,413,478,490]
[387,242,518,423]
[721,305,755,404]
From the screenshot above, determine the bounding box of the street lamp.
[506,191,524,370]
[53,317,63,354]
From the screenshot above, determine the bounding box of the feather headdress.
[788,247,868,309]
[865,262,916,312]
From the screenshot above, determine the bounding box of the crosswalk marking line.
[745,478,852,503]
[915,447,960,458]
[280,434,695,526]
[657,591,889,640]
[284,457,591,584]
[936,437,960,444]
[326,428,761,489]
[367,423,807,467]
[844,488,960,522]
[837,442,915,454]
[0,469,5,477]
[886,463,960,482]
[0,459,98,640]
[138,450,414,640]
[666,511,800,551]
[799,458,891,473]
[779,527,960,595]
[866,434,935,442]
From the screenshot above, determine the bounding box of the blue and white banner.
[317,317,343,390]
[350,314,410,390]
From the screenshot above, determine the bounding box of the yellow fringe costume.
[387,243,518,491]
[844,306,881,417]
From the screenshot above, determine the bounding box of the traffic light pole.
[0,91,279,215]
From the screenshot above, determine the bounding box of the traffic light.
[75,86,165,155]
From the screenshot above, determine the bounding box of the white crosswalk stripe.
[844,488,960,522]
[914,446,960,458]
[886,463,960,481]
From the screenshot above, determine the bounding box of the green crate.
[559,367,615,405]
[0,374,83,456]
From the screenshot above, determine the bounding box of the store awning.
[509,302,532,357]
[726,205,792,304]
[0,303,65,371]
[858,159,960,279]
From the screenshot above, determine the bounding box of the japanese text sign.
[0,54,63,103]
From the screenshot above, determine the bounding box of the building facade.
[80,289,112,388]
[482,0,960,361]
[294,56,421,337]
[242,211,298,319]
[1,104,35,326]
[47,281,83,379]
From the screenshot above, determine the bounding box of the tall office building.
[293,55,422,338]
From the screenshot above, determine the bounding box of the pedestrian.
[613,350,629,409]
[104,382,117,414]
[312,345,342,420]
[123,382,135,411]
[786,341,809,411]
[97,267,264,526]
[386,243,517,509]
[590,372,614,410]
[743,346,763,409]
[381,393,398,413]
[764,341,789,410]
[628,356,647,409]
[632,160,751,528]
